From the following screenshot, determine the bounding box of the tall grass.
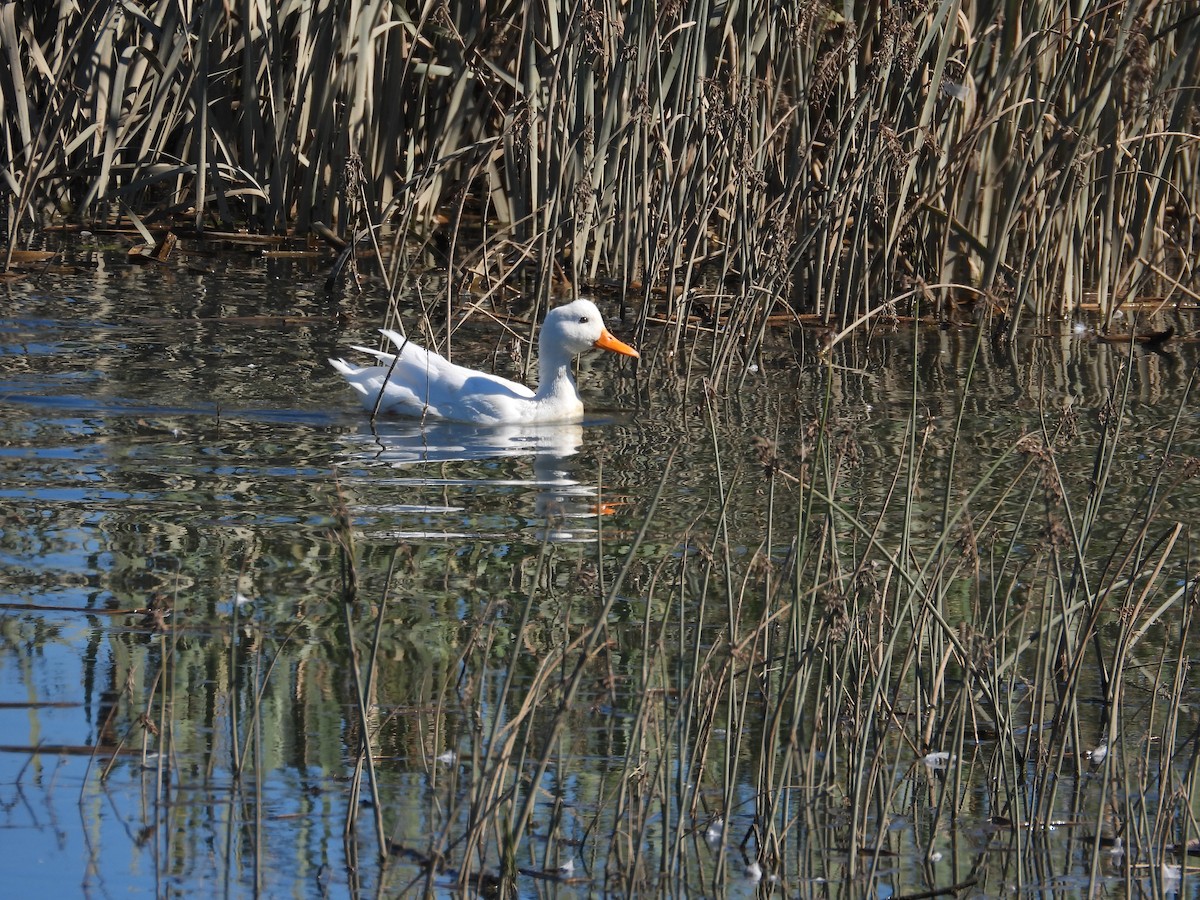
[3,0,1197,332]
[325,337,1197,896]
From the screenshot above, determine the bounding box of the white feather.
[330,299,638,425]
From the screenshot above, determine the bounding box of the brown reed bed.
[3,0,1198,340]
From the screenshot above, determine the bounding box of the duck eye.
[578,316,589,324]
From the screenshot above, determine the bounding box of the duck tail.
[328,357,358,376]
[328,357,373,400]
[349,344,396,364]
[380,328,409,351]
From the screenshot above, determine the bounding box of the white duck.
[329,298,639,424]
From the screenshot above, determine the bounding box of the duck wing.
[332,329,536,423]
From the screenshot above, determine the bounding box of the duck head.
[541,299,640,359]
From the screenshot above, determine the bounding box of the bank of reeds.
[318,333,1197,896]
[3,0,1198,332]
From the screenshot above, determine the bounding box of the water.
[2,242,1198,896]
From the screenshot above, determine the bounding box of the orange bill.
[594,328,640,358]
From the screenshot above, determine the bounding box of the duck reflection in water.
[336,419,618,543]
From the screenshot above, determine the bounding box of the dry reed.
[3,0,1197,338]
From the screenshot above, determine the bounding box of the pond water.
[2,240,1199,897]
